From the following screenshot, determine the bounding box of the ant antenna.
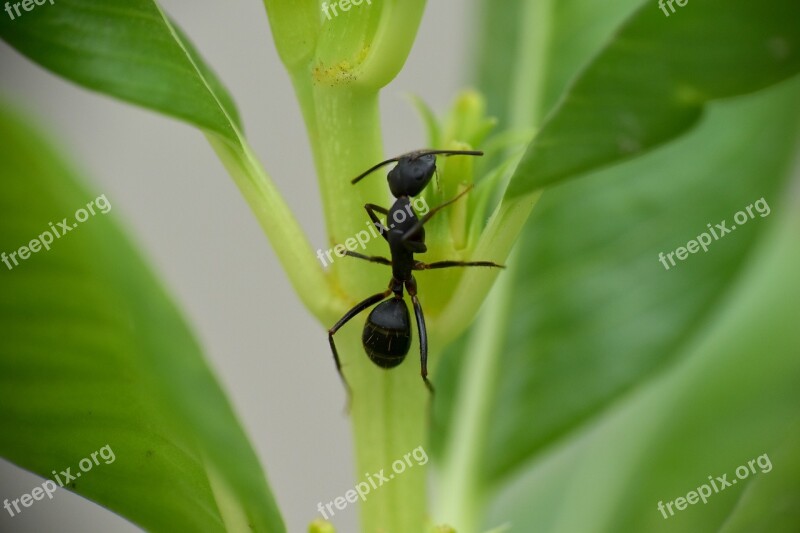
[351,149,484,185]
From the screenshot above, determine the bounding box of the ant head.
[387,154,436,197]
[351,149,484,198]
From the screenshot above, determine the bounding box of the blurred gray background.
[0,1,471,531]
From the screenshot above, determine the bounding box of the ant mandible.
[327,149,504,398]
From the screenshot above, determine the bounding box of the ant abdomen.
[362,298,412,369]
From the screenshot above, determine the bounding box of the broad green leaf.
[479,77,800,485]
[506,0,800,196]
[0,104,283,531]
[485,197,800,531]
[0,0,242,143]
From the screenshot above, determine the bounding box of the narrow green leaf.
[0,103,283,531]
[506,0,800,196]
[0,0,242,142]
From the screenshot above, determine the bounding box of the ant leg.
[365,204,391,242]
[344,251,392,266]
[407,286,434,394]
[401,185,474,243]
[414,260,505,270]
[329,289,392,408]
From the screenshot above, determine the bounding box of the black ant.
[327,149,504,398]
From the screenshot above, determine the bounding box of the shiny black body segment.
[362,298,411,368]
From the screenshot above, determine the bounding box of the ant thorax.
[386,197,420,235]
[385,197,426,280]
[386,197,425,253]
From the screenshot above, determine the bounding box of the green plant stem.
[508,0,553,129]
[262,4,449,531]
[304,86,432,532]
[436,250,517,532]
[341,326,431,533]
[309,87,388,299]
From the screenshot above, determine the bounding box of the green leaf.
[0,0,242,143]
[485,195,800,532]
[480,77,800,486]
[506,0,800,196]
[0,103,283,531]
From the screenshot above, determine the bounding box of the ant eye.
[406,162,426,181]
